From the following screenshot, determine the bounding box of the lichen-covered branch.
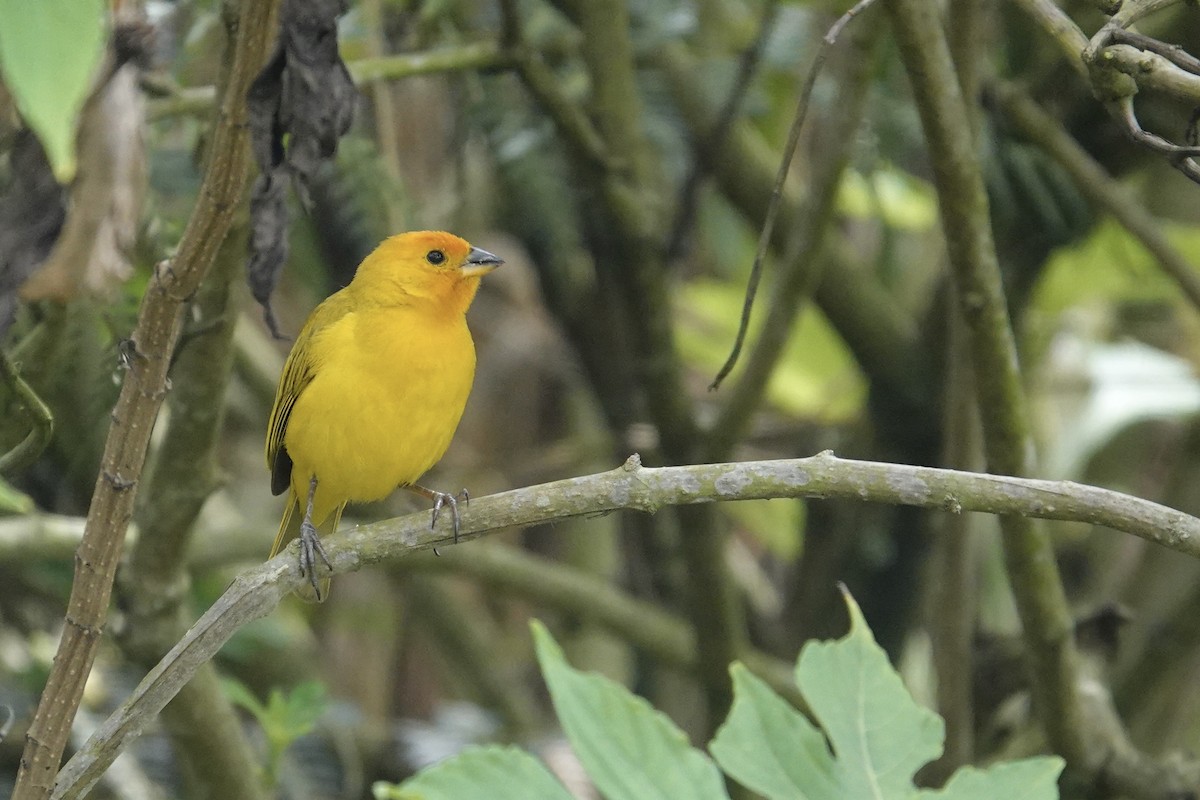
[51,452,1200,795]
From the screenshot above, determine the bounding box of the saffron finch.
[266,231,502,599]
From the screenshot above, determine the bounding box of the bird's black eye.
[426,250,446,265]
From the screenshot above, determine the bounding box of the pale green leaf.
[677,278,867,421]
[378,745,574,800]
[532,620,729,800]
[796,589,945,799]
[0,0,107,181]
[1033,217,1183,318]
[0,477,34,515]
[709,664,836,800]
[837,166,937,230]
[220,676,267,719]
[720,497,804,561]
[918,757,1065,800]
[269,680,327,740]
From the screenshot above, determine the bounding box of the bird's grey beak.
[461,246,503,277]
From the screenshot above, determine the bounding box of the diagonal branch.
[11,2,281,797]
[52,453,1200,796]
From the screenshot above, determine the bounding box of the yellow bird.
[266,231,502,599]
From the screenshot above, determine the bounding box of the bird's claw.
[298,518,332,600]
[430,488,469,544]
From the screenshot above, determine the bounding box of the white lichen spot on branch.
[714,468,752,497]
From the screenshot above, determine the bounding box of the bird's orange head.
[349,230,502,315]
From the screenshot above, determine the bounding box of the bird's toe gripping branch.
[413,484,470,544]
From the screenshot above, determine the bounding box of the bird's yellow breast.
[283,304,476,524]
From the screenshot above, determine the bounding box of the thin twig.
[1109,28,1200,75]
[665,0,781,261]
[710,0,880,390]
[702,10,883,460]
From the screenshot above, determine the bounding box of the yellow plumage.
[265,231,501,599]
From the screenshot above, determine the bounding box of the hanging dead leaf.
[246,0,357,337]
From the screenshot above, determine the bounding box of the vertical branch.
[12,1,280,796]
[553,0,697,458]
[543,0,741,728]
[925,294,979,782]
[115,224,266,800]
[885,0,1089,770]
[924,0,988,779]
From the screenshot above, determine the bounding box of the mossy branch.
[147,42,511,121]
[50,452,1200,795]
[887,0,1089,779]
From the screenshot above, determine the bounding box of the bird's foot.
[429,488,469,544]
[298,518,332,600]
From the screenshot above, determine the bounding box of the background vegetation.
[3,0,1200,797]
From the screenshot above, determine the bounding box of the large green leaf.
[710,664,837,800]
[797,590,945,798]
[377,746,574,800]
[711,589,1064,800]
[918,758,1066,800]
[532,620,729,800]
[0,0,107,181]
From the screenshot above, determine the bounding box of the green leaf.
[221,676,267,720]
[0,477,34,515]
[0,0,107,182]
[267,680,327,742]
[837,166,937,230]
[1033,217,1183,318]
[221,678,326,754]
[797,588,945,798]
[531,620,729,800]
[917,758,1065,800]
[710,591,1061,800]
[378,745,574,800]
[710,664,837,800]
[677,279,867,421]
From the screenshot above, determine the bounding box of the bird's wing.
[265,290,354,496]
